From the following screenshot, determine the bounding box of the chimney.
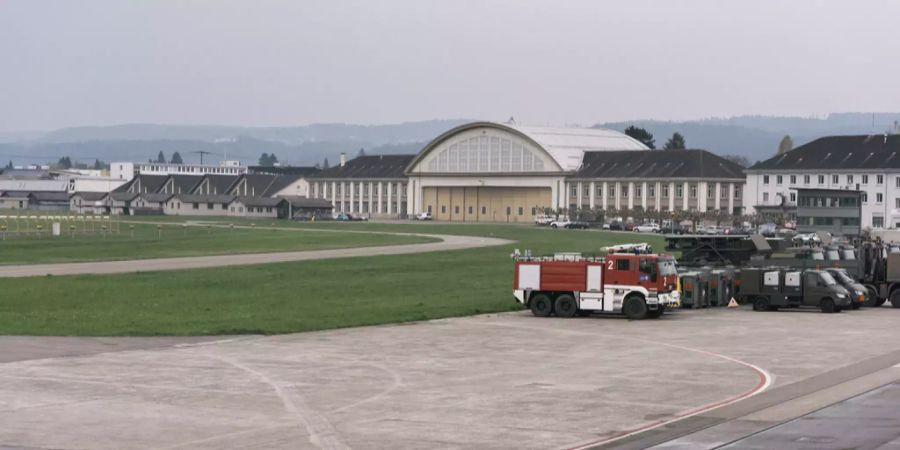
[340,152,347,167]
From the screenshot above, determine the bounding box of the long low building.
[308,121,746,222]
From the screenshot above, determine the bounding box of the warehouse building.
[310,121,747,222]
[746,134,900,229]
[567,149,745,214]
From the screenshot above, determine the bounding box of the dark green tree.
[4,160,12,169]
[170,152,183,164]
[92,159,107,170]
[777,135,793,155]
[156,151,166,163]
[258,152,270,166]
[357,147,367,158]
[269,153,278,166]
[322,158,330,169]
[56,156,72,169]
[624,126,656,149]
[663,132,686,150]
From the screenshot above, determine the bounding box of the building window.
[531,207,536,216]
[207,203,214,210]
[441,205,446,214]
[635,186,642,198]
[468,206,473,214]
[804,175,810,184]
[707,185,714,198]
[735,186,741,199]
[790,175,797,184]
[763,192,769,203]
[776,175,783,185]
[873,216,885,228]
[518,207,523,216]
[506,207,511,216]
[789,192,796,202]
[481,206,486,214]
[832,174,839,184]
[427,205,433,213]
[690,186,697,199]
[676,186,683,198]
[862,175,869,184]
[877,174,884,185]
[583,186,590,196]
[454,205,459,214]
[623,188,629,198]
[571,186,577,196]
[895,198,900,209]
[597,186,603,196]
[818,175,825,185]
[648,186,655,197]
[763,175,770,185]
[847,175,854,184]
[609,186,616,198]
[862,193,868,203]
[662,185,669,197]
[877,193,884,203]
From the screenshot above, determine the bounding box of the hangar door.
[422,187,551,222]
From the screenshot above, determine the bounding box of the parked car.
[534,214,555,226]
[660,221,684,234]
[549,218,571,229]
[564,221,590,229]
[334,213,367,221]
[633,223,660,233]
[624,222,637,231]
[608,221,625,231]
[415,211,433,221]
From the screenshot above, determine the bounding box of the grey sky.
[2,0,899,132]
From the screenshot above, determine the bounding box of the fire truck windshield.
[658,259,677,276]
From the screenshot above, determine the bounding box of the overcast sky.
[2,0,899,132]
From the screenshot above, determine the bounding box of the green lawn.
[0,222,666,336]
[0,221,435,265]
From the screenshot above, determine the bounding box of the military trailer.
[739,268,851,313]
[678,272,706,309]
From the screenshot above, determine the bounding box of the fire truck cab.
[513,252,680,320]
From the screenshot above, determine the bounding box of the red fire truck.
[513,252,680,319]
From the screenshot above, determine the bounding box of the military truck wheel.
[820,298,836,314]
[530,294,553,317]
[554,294,577,318]
[752,297,769,312]
[864,286,879,307]
[891,290,900,309]
[623,296,648,320]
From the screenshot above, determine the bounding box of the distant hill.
[599,112,900,164]
[3,114,899,168]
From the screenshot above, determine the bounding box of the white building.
[745,134,900,229]
[110,161,247,181]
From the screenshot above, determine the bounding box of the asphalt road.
[4,307,900,449]
[0,232,512,278]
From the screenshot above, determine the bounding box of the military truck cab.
[825,267,866,309]
[740,268,851,313]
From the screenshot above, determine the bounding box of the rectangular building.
[795,188,862,236]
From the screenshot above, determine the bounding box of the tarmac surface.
[0,232,512,278]
[3,307,900,449]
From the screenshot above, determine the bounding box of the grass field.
[0,221,435,265]
[0,221,666,336]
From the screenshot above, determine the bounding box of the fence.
[0,214,122,240]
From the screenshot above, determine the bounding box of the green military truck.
[740,267,852,313]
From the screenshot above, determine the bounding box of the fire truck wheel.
[623,296,648,320]
[891,290,900,309]
[752,297,769,312]
[530,294,553,317]
[820,298,836,314]
[554,295,577,318]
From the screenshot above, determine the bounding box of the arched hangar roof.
[406,121,648,174]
